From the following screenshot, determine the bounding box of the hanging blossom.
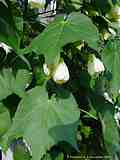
[0,42,12,54]
[52,61,70,84]
[87,54,105,76]
[1,148,13,160]
[43,61,70,84]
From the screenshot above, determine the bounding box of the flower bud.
[108,27,116,36]
[103,92,113,104]
[0,42,12,54]
[87,54,105,76]
[53,61,70,84]
[43,63,50,76]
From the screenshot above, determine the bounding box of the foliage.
[0,0,120,160]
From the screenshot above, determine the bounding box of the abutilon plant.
[0,0,120,160]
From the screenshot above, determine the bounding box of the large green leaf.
[4,86,80,160]
[102,39,120,97]
[0,103,11,137]
[0,2,20,49]
[0,69,32,100]
[25,12,99,64]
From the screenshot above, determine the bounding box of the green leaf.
[102,39,120,97]
[4,86,80,160]
[26,12,99,64]
[42,152,64,160]
[0,103,11,137]
[0,69,32,100]
[94,0,113,13]
[13,70,32,97]
[13,140,31,160]
[0,2,20,49]
[90,93,120,157]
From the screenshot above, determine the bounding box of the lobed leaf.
[4,86,80,160]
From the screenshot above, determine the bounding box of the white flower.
[1,148,13,160]
[53,61,70,84]
[108,28,116,36]
[0,42,12,54]
[43,61,70,84]
[87,54,105,76]
[103,92,113,104]
[43,63,50,76]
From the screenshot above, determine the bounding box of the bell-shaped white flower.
[87,54,105,76]
[0,42,12,54]
[43,63,50,76]
[53,61,70,84]
[1,148,13,160]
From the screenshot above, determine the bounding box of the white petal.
[53,61,69,84]
[2,152,6,160]
[43,63,50,76]
[103,92,113,104]
[5,148,13,160]
[95,58,105,73]
[88,55,105,76]
[0,42,12,54]
[108,28,116,36]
